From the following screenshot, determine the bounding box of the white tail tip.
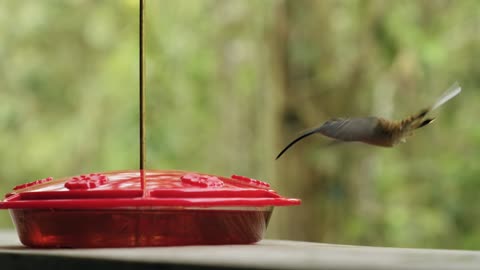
[431,81,461,111]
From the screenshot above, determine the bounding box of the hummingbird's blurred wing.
[275,117,379,160]
[316,117,379,142]
[431,81,461,111]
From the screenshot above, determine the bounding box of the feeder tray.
[0,170,300,248]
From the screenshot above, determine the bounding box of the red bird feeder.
[1,170,300,248]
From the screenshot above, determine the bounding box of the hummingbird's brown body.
[370,109,432,147]
[276,83,461,160]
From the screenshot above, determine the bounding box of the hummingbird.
[276,82,461,160]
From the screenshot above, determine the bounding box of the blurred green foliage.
[1,0,480,249]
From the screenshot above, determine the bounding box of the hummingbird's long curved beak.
[275,128,320,160]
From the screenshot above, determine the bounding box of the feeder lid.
[0,170,301,209]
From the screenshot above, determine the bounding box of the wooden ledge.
[1,230,479,270]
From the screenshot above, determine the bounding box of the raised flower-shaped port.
[64,173,109,190]
[13,177,53,191]
[181,173,224,188]
[231,175,270,189]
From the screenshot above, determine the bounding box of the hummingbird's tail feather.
[275,127,321,160]
[416,118,435,129]
[431,81,461,111]
[401,113,435,131]
[403,82,461,131]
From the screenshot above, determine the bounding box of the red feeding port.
[65,173,109,190]
[1,170,300,248]
[13,177,53,191]
[181,173,224,188]
[231,175,271,189]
